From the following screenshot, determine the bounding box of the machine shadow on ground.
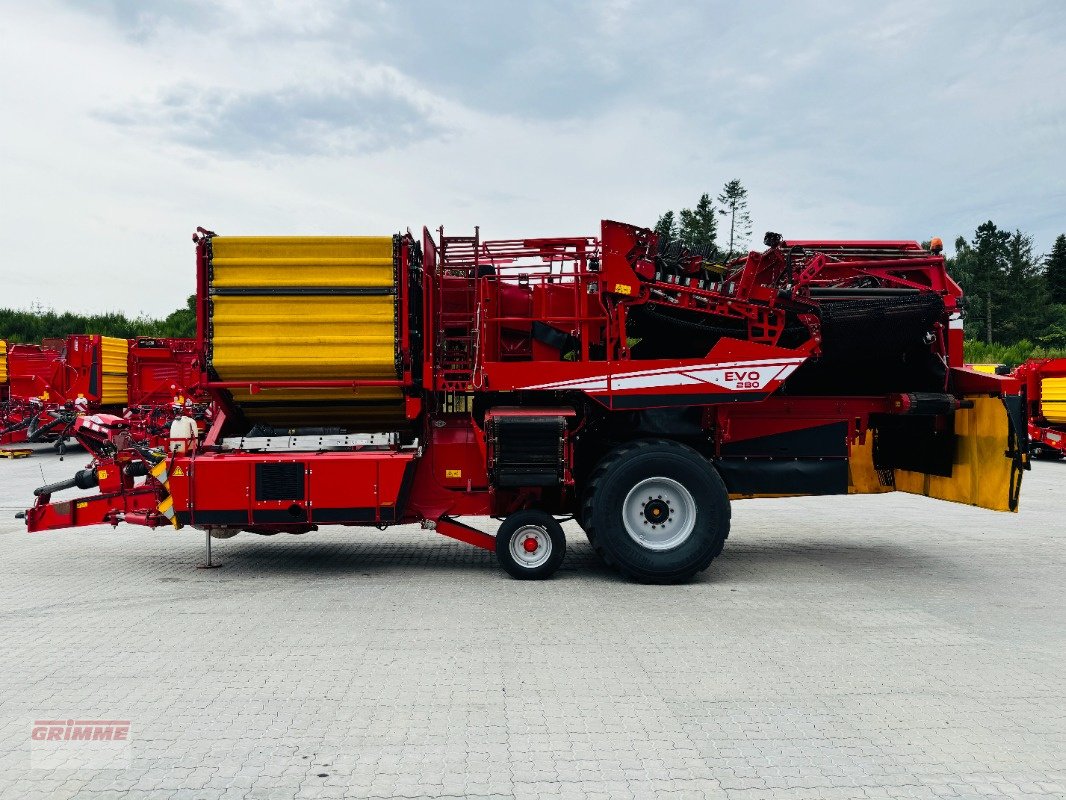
[109,529,942,586]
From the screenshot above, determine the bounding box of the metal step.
[219,433,418,452]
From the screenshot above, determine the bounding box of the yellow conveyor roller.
[99,337,128,405]
[208,236,402,428]
[1042,377,1066,424]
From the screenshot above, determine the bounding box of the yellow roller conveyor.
[0,340,7,385]
[99,336,129,406]
[208,236,403,428]
[1042,377,1066,424]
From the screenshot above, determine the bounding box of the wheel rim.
[508,524,552,569]
[622,476,697,551]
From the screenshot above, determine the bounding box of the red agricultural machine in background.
[1013,358,1066,459]
[20,220,1028,582]
[126,337,211,447]
[0,335,210,452]
[0,336,128,450]
[1,340,65,446]
[0,339,13,448]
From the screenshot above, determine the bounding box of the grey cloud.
[351,1,694,120]
[100,81,448,157]
[62,0,214,42]
[63,0,385,45]
[67,0,687,120]
[32,0,1066,257]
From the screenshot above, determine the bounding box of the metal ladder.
[437,232,481,386]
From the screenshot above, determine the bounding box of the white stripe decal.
[520,358,806,393]
[611,372,702,390]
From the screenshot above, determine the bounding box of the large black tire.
[576,502,595,546]
[582,439,730,584]
[495,509,567,580]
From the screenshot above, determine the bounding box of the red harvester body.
[20,221,1029,582]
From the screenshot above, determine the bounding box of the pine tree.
[716,179,752,260]
[676,194,719,258]
[998,230,1048,344]
[654,211,678,240]
[946,235,971,284]
[1047,233,1066,305]
[967,221,1011,345]
[655,189,729,259]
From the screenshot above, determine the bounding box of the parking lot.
[0,445,1063,800]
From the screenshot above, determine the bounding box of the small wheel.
[495,509,566,580]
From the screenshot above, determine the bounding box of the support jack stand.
[197,529,221,569]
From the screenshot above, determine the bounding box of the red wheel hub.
[522,536,540,553]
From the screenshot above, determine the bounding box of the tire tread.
[583,438,729,583]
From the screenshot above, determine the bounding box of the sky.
[1,0,1064,316]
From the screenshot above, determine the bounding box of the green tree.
[678,193,718,255]
[0,296,196,343]
[945,236,970,288]
[998,230,1048,344]
[716,179,752,260]
[656,193,720,257]
[1047,233,1066,305]
[654,211,678,240]
[956,221,1010,345]
[1035,304,1066,349]
[161,295,197,338]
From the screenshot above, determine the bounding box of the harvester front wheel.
[495,510,567,580]
[583,439,730,583]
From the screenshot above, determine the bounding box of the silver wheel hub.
[509,524,552,568]
[622,476,696,551]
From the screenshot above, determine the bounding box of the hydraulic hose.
[33,468,98,497]
[33,476,79,497]
[0,418,31,436]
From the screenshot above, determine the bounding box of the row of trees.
[0,296,196,343]
[654,180,753,261]
[949,225,1066,352]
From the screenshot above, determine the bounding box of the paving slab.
[0,450,1063,798]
